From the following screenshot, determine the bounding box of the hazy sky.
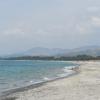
[0,0,100,55]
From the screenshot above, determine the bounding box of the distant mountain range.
[7,47,68,57]
[5,46,100,57]
[58,46,100,57]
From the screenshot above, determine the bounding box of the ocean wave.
[29,80,34,83]
[58,65,77,78]
[29,80,43,84]
[43,77,51,81]
[63,66,76,73]
[57,73,69,77]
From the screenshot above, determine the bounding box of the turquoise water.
[0,60,77,93]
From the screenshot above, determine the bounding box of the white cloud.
[77,26,87,34]
[91,16,100,27]
[3,28,24,35]
[1,21,34,36]
[87,6,100,12]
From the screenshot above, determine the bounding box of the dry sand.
[1,61,100,100]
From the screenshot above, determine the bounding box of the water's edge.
[0,63,80,99]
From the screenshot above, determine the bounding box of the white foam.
[57,73,69,77]
[60,66,77,78]
[30,81,34,83]
[63,66,76,72]
[63,67,72,72]
[43,77,50,81]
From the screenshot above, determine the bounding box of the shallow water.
[0,60,77,93]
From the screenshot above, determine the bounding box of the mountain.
[7,47,68,57]
[5,46,100,57]
[59,46,100,57]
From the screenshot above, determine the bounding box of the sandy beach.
[1,61,100,100]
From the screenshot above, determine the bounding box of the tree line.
[2,55,100,61]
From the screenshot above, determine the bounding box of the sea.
[0,60,78,94]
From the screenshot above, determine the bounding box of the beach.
[1,61,100,100]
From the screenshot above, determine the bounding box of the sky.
[0,0,100,55]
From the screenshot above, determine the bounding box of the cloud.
[87,6,100,12]
[74,15,100,35]
[91,16,100,27]
[3,28,24,35]
[0,0,100,55]
[76,25,87,34]
[1,21,34,36]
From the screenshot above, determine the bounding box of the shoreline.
[1,61,100,100]
[0,62,80,100]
